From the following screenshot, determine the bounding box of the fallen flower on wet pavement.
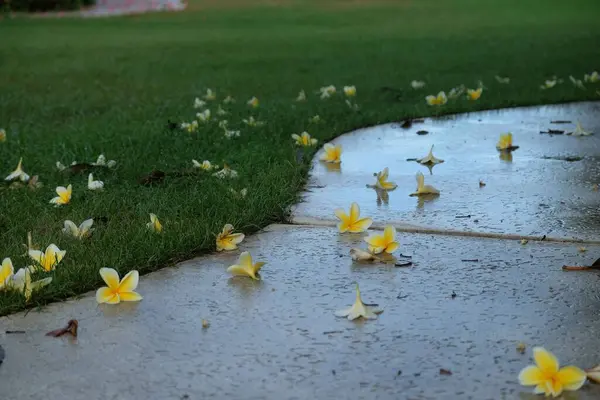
[567,121,592,136]
[247,96,259,108]
[578,247,587,252]
[349,248,381,262]
[417,145,444,165]
[364,225,399,254]
[49,184,72,206]
[335,283,383,321]
[202,319,210,329]
[518,347,586,398]
[495,75,510,84]
[216,224,245,251]
[409,172,440,196]
[46,319,78,338]
[562,258,600,271]
[63,219,94,240]
[368,167,397,190]
[5,157,30,182]
[585,365,600,383]
[96,268,142,304]
[496,133,519,151]
[292,132,318,147]
[320,143,342,163]
[425,91,447,106]
[147,213,163,233]
[87,173,104,191]
[227,251,265,280]
[521,239,528,245]
[411,80,426,89]
[29,244,66,272]
[466,87,482,100]
[334,202,373,233]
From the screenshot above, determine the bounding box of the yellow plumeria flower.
[411,80,426,89]
[343,85,356,97]
[29,244,66,272]
[0,258,15,289]
[247,96,259,108]
[192,159,216,171]
[540,79,557,89]
[203,88,216,101]
[496,133,517,151]
[5,157,30,182]
[568,121,592,136]
[196,109,211,123]
[425,91,447,106]
[242,116,264,127]
[88,173,104,191]
[296,90,306,101]
[373,167,397,190]
[213,164,238,179]
[495,75,510,84]
[216,223,245,251]
[519,347,586,398]
[320,143,342,163]
[584,71,599,83]
[49,184,72,206]
[0,128,6,142]
[466,87,483,100]
[335,284,383,320]
[291,132,318,147]
[364,225,399,254]
[147,213,163,233]
[410,172,439,196]
[319,85,336,99]
[11,268,52,302]
[417,145,444,165]
[569,75,586,90]
[96,268,142,304]
[62,218,94,239]
[334,202,373,233]
[227,251,265,280]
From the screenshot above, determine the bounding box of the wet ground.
[2,102,600,399]
[294,102,600,241]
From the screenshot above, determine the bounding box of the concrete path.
[2,102,600,400]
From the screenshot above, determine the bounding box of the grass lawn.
[0,0,599,315]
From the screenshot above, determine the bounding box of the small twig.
[5,330,26,334]
[455,215,471,219]
[550,120,572,124]
[540,129,565,135]
[461,259,479,262]
[398,254,412,258]
[394,261,413,267]
[323,330,344,335]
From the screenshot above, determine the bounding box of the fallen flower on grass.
[519,347,586,398]
[0,258,14,289]
[247,96,259,108]
[87,173,104,191]
[196,109,211,123]
[343,85,356,97]
[49,184,72,206]
[96,268,142,304]
[334,202,373,233]
[349,248,381,262]
[345,99,359,111]
[181,121,199,133]
[194,97,206,109]
[29,244,66,272]
[216,105,228,116]
[411,80,426,89]
[11,268,52,302]
[216,224,245,251]
[5,157,29,182]
[319,85,336,99]
[213,164,238,179]
[567,121,592,136]
[0,128,6,142]
[417,145,444,165]
[495,75,510,84]
[335,284,383,321]
[146,213,163,233]
[562,258,600,271]
[540,79,558,89]
[192,160,216,171]
[242,116,264,127]
[320,143,342,163]
[204,89,216,101]
[584,71,599,83]
[46,319,78,338]
[292,132,318,147]
[91,154,117,168]
[229,188,248,198]
[224,129,241,139]
[63,219,94,240]
[223,95,235,104]
[369,167,397,190]
[466,87,483,100]
[496,133,519,151]
[425,91,447,106]
[296,90,306,101]
[569,75,586,89]
[364,225,399,254]
[448,85,465,99]
[309,115,321,124]
[227,251,265,280]
[409,172,440,196]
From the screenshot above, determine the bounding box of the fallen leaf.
[521,239,528,245]
[479,180,486,187]
[139,170,166,186]
[416,130,429,135]
[439,368,452,375]
[400,120,412,129]
[451,291,457,299]
[563,258,600,271]
[202,319,210,329]
[45,319,78,338]
[516,342,526,354]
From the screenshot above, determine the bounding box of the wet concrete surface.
[293,102,600,241]
[2,224,600,400]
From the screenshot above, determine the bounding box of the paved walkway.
[1,102,600,400]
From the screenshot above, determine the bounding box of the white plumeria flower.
[335,284,383,321]
[181,121,199,133]
[411,80,426,89]
[56,161,67,172]
[10,268,52,302]
[447,86,465,99]
[242,116,264,127]
[91,154,117,168]
[204,89,216,101]
[569,75,586,89]
[495,75,510,84]
[584,71,599,83]
[62,219,94,239]
[197,109,211,123]
[309,115,321,124]
[218,120,229,129]
[296,90,306,101]
[194,97,206,108]
[319,85,336,99]
[229,188,248,198]
[345,100,359,111]
[213,165,238,179]
[5,157,30,182]
[216,106,228,116]
[540,79,557,89]
[417,145,444,165]
[247,96,259,108]
[192,160,216,171]
[224,130,241,139]
[223,95,235,104]
[568,121,593,136]
[88,173,104,191]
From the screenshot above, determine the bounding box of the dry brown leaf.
[45,319,78,338]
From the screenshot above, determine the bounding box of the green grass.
[0,0,599,315]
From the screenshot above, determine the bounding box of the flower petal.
[518,366,544,386]
[533,347,559,375]
[228,232,245,245]
[119,270,139,292]
[383,226,396,242]
[227,265,249,277]
[334,307,352,317]
[349,202,360,222]
[349,217,373,233]
[119,291,143,302]
[385,242,399,253]
[96,287,117,304]
[557,366,587,391]
[99,268,120,289]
